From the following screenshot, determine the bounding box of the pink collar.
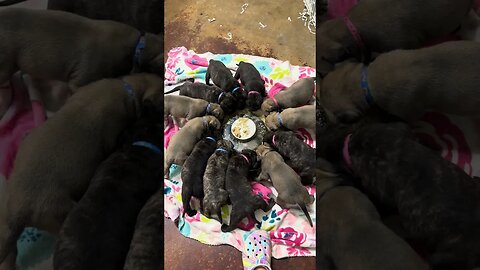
[343,16,365,51]
[342,134,353,169]
[240,154,250,165]
[272,134,277,146]
[248,91,260,96]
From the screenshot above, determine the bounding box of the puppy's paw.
[221,224,232,233]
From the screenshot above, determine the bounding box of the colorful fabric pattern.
[163,47,317,263]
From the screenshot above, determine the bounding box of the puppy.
[265,105,315,131]
[261,78,315,113]
[0,73,164,269]
[316,178,428,270]
[0,8,163,89]
[256,144,314,227]
[164,116,221,178]
[47,0,163,34]
[316,122,480,269]
[203,139,234,223]
[320,41,480,123]
[123,189,164,270]
[165,81,237,114]
[181,136,218,217]
[263,131,315,185]
[54,108,163,270]
[234,61,266,111]
[318,0,472,74]
[222,150,272,232]
[206,59,241,92]
[164,95,224,120]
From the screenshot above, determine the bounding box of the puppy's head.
[319,61,364,124]
[202,116,221,132]
[141,33,164,76]
[217,139,234,151]
[232,87,247,110]
[318,18,357,77]
[255,143,273,159]
[219,93,237,114]
[261,99,279,114]
[262,131,276,145]
[265,112,281,131]
[207,103,224,121]
[241,149,260,170]
[246,91,264,111]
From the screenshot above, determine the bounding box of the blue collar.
[232,87,241,94]
[277,114,283,127]
[206,103,212,114]
[361,65,374,106]
[132,141,162,155]
[215,148,229,154]
[206,136,216,143]
[122,81,140,117]
[218,92,225,103]
[133,34,146,68]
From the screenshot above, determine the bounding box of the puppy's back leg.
[181,187,196,217]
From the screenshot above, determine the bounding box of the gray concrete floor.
[165,0,316,67]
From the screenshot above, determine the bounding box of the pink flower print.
[167,47,186,59]
[298,66,315,79]
[413,112,472,175]
[184,55,209,70]
[251,182,272,203]
[286,247,311,256]
[270,227,307,247]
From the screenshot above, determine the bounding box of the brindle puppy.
[234,61,266,111]
[263,131,315,185]
[316,122,480,270]
[54,107,163,270]
[202,140,234,223]
[165,81,237,114]
[222,150,273,232]
[123,189,164,270]
[181,136,218,217]
[206,59,241,92]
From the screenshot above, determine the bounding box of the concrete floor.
[165,0,316,67]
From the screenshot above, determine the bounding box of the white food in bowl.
[231,117,256,140]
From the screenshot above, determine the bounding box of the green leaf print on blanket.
[270,67,291,80]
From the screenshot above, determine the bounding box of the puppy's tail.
[299,203,313,227]
[0,0,26,6]
[164,79,194,95]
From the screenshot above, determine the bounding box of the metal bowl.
[222,112,268,151]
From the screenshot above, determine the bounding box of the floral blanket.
[163,47,317,264]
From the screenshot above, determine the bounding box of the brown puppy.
[0,73,163,269]
[317,178,428,270]
[0,8,163,89]
[123,189,163,270]
[164,116,221,178]
[256,144,314,227]
[320,41,480,123]
[203,139,234,223]
[261,78,315,113]
[318,0,472,74]
[164,95,224,120]
[206,59,241,92]
[265,105,315,131]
